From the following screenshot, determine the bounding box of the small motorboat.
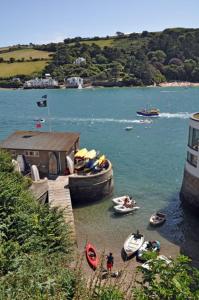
[142,255,172,270]
[85,242,99,270]
[150,212,166,226]
[137,108,160,117]
[137,240,160,261]
[125,126,133,131]
[112,195,136,206]
[114,204,140,214]
[139,119,153,124]
[123,231,144,257]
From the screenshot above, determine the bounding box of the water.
[0,87,199,265]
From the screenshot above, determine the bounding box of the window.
[188,126,199,151]
[24,151,39,157]
[187,151,197,167]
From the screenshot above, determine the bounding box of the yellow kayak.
[85,149,96,160]
[75,148,88,158]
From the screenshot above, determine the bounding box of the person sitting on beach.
[106,253,114,272]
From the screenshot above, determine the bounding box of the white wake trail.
[159,112,190,119]
[55,117,144,124]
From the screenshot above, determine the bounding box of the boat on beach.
[150,212,166,226]
[137,240,160,261]
[137,108,160,117]
[85,242,99,270]
[123,231,144,257]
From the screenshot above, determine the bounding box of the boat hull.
[123,234,144,257]
[137,111,159,117]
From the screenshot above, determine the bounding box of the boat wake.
[54,117,146,124]
[159,112,190,119]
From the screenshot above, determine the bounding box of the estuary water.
[0,87,199,266]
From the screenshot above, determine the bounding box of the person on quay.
[106,252,114,272]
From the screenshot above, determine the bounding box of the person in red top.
[106,252,114,272]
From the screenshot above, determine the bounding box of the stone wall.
[180,168,199,213]
[68,162,114,204]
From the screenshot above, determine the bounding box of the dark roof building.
[0,131,80,177]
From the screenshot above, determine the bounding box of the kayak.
[85,242,99,270]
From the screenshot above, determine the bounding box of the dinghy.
[114,204,140,214]
[112,195,136,206]
[123,231,144,257]
[137,240,160,261]
[85,242,99,270]
[150,212,166,226]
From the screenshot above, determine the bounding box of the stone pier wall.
[69,163,114,204]
[180,168,199,213]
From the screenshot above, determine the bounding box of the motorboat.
[137,108,160,117]
[123,231,144,257]
[150,212,166,226]
[125,126,133,131]
[85,242,99,270]
[137,240,160,261]
[114,204,140,214]
[112,195,136,206]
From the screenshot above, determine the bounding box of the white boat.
[137,240,160,261]
[123,232,144,257]
[112,195,135,206]
[125,126,133,131]
[114,204,140,214]
[142,255,171,270]
[139,119,153,124]
[66,155,74,174]
[150,212,166,226]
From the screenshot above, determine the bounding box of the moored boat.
[85,242,99,270]
[112,195,135,206]
[125,126,133,131]
[123,231,144,257]
[150,212,166,226]
[137,108,160,117]
[114,204,140,214]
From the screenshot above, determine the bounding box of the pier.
[48,176,76,241]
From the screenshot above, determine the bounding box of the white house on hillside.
[74,57,86,65]
[24,77,58,89]
[65,77,83,88]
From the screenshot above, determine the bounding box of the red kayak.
[85,242,99,270]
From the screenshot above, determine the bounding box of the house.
[23,77,59,89]
[65,77,83,88]
[0,131,80,177]
[74,57,86,65]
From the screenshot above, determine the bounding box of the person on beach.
[106,252,114,272]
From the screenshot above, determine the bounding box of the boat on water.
[123,231,144,258]
[139,119,153,124]
[137,240,160,261]
[114,204,140,214]
[137,108,160,117]
[85,242,99,270]
[150,212,166,226]
[112,195,135,206]
[125,126,133,131]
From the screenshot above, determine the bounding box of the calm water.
[0,87,199,265]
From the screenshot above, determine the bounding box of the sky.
[1,0,199,46]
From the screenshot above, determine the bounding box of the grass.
[0,61,49,77]
[77,38,115,48]
[0,48,53,61]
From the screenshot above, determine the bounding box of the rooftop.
[0,131,80,152]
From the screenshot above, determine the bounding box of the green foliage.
[0,150,14,172]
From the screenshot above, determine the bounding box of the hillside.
[1,28,199,85]
[0,47,52,79]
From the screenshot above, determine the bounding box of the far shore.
[1,81,199,90]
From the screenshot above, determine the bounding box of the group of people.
[123,196,134,208]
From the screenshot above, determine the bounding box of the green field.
[0,48,52,61]
[0,61,49,78]
[79,38,114,48]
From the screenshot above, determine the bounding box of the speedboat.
[137,108,160,117]
[123,231,144,257]
[114,204,140,214]
[137,240,160,261]
[112,195,136,206]
[85,242,99,270]
[125,126,133,131]
[150,212,166,226]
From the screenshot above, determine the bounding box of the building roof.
[191,113,199,122]
[0,131,80,152]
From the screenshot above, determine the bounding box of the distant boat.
[149,212,166,226]
[125,126,133,131]
[137,108,160,117]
